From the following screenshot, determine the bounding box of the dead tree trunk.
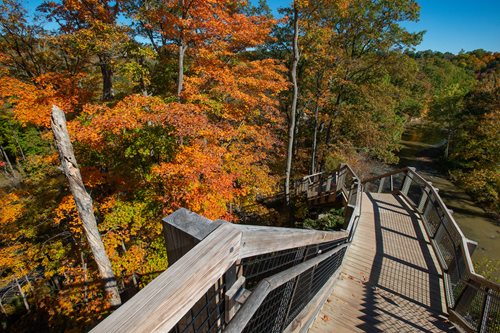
[177,42,187,101]
[285,2,300,205]
[0,298,6,315]
[51,106,121,307]
[15,278,29,312]
[0,145,14,175]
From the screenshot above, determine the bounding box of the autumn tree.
[288,0,423,169]
[447,53,500,210]
[39,0,128,100]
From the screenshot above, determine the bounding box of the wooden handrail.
[361,167,409,184]
[224,244,349,333]
[233,224,348,258]
[404,169,499,292]
[90,223,242,333]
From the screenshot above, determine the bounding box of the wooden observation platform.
[91,166,499,333]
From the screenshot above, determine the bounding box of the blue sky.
[24,0,500,53]
[264,0,500,53]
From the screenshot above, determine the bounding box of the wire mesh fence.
[169,278,226,333]
[241,246,347,332]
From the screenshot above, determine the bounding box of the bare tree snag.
[177,0,188,102]
[0,145,14,176]
[15,278,29,312]
[51,105,121,307]
[285,2,300,205]
[0,298,6,315]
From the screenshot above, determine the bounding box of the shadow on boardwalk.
[310,193,456,333]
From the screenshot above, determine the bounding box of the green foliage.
[303,208,345,231]
[475,257,500,283]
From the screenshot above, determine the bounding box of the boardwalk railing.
[363,167,500,333]
[294,164,362,240]
[91,165,362,333]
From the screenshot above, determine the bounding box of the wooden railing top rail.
[299,163,361,185]
[361,167,409,184]
[91,223,242,333]
[362,167,500,293]
[232,224,348,258]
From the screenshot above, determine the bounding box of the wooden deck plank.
[309,193,455,333]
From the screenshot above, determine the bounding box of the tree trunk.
[14,134,25,160]
[0,145,14,175]
[177,0,188,102]
[100,57,114,101]
[177,42,187,101]
[51,106,121,307]
[81,252,88,303]
[0,299,6,315]
[24,275,33,292]
[15,278,29,312]
[444,129,452,159]
[285,3,300,205]
[311,92,321,174]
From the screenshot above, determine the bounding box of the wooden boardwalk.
[310,193,456,333]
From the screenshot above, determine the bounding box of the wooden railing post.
[401,167,415,195]
[162,208,223,266]
[418,183,431,213]
[377,177,385,193]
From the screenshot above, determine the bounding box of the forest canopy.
[0,0,498,331]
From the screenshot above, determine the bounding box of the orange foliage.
[54,195,83,237]
[152,142,236,219]
[0,72,89,127]
[71,94,211,148]
[37,264,110,327]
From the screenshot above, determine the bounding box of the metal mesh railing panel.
[240,246,347,333]
[455,283,488,331]
[239,238,347,290]
[241,283,293,333]
[363,178,380,193]
[169,279,225,333]
[392,173,405,191]
[407,180,424,208]
[482,289,500,333]
[422,194,443,236]
[240,247,306,289]
[284,247,347,329]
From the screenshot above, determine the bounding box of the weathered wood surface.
[310,193,456,333]
[90,223,241,333]
[162,208,223,265]
[51,105,121,307]
[232,224,347,258]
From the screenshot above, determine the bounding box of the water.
[398,124,500,276]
